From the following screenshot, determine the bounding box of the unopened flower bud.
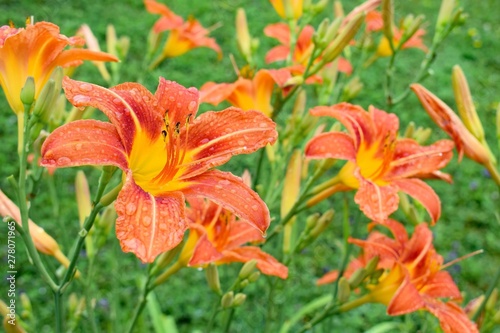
[147,28,162,58]
[236,8,252,62]
[323,18,342,48]
[221,291,234,308]
[400,15,425,46]
[239,279,249,289]
[239,260,258,279]
[75,171,91,227]
[320,12,364,65]
[312,18,330,47]
[333,1,344,18]
[32,79,55,119]
[465,295,484,319]
[337,277,351,303]
[347,267,366,288]
[232,293,247,307]
[248,271,261,283]
[381,0,394,41]
[284,75,304,87]
[452,65,485,141]
[20,76,35,106]
[436,0,456,32]
[365,256,379,275]
[369,268,384,284]
[205,263,222,295]
[341,76,363,101]
[486,289,498,311]
[310,209,334,239]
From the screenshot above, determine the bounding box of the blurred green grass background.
[0,0,499,332]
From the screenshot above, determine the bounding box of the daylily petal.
[199,81,234,106]
[265,45,290,63]
[425,299,479,333]
[115,172,187,263]
[354,179,400,222]
[387,272,425,315]
[63,77,163,153]
[188,231,224,266]
[223,247,288,279]
[41,119,127,170]
[144,0,184,32]
[393,178,441,224]
[225,221,265,249]
[264,23,290,45]
[388,139,454,179]
[155,77,200,126]
[399,223,433,267]
[420,271,462,300]
[182,108,277,177]
[305,132,356,160]
[316,270,339,286]
[55,49,119,68]
[183,170,270,233]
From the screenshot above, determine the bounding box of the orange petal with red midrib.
[183,170,270,234]
[393,178,441,224]
[387,272,425,315]
[155,78,200,127]
[182,108,277,178]
[424,299,479,333]
[40,119,127,170]
[225,221,265,249]
[305,132,356,160]
[354,179,400,223]
[222,247,288,279]
[420,271,462,300]
[115,172,187,263]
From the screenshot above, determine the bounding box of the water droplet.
[259,122,268,128]
[238,139,245,146]
[176,102,182,109]
[168,96,175,101]
[215,184,223,190]
[75,143,83,151]
[188,101,197,112]
[112,98,121,104]
[187,87,197,92]
[79,83,93,92]
[218,180,230,186]
[143,216,152,226]
[125,203,137,215]
[57,157,71,165]
[159,223,167,230]
[199,138,210,144]
[251,205,259,211]
[73,95,91,104]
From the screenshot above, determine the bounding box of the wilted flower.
[179,197,288,279]
[305,103,454,223]
[318,220,479,333]
[41,77,277,262]
[145,0,222,68]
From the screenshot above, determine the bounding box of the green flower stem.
[222,307,236,333]
[127,272,154,333]
[151,260,185,287]
[252,148,266,190]
[14,105,58,291]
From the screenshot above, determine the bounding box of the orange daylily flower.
[317,220,478,333]
[145,0,222,68]
[264,23,353,78]
[365,11,428,57]
[305,103,454,223]
[41,77,277,263]
[0,21,118,115]
[269,0,303,20]
[200,68,292,117]
[179,197,288,279]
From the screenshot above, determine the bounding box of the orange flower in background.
[264,23,353,77]
[318,220,478,333]
[200,68,292,117]
[305,103,454,223]
[179,197,288,279]
[41,77,277,263]
[145,0,222,68]
[0,21,118,115]
[269,0,303,20]
[365,11,428,57]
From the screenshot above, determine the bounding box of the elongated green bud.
[347,268,366,288]
[205,263,222,295]
[232,293,247,307]
[20,76,35,106]
[338,277,351,303]
[239,259,258,279]
[221,291,234,309]
[365,256,379,275]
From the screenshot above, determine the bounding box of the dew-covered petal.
[155,77,200,126]
[181,108,277,178]
[305,132,356,161]
[226,220,265,249]
[41,119,127,170]
[115,172,187,263]
[388,139,454,179]
[354,180,400,223]
[63,77,163,153]
[222,247,288,279]
[393,178,441,224]
[183,170,270,234]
